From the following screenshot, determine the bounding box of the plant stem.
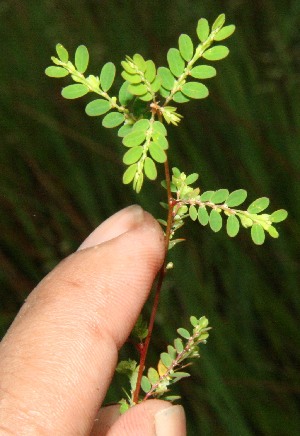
[133,158,174,404]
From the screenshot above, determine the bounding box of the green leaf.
[174,338,184,353]
[128,83,148,96]
[268,226,279,238]
[212,13,226,31]
[251,224,265,245]
[189,205,198,221]
[75,45,89,73]
[134,172,144,193]
[203,46,229,61]
[197,18,210,42]
[160,352,173,367]
[139,92,153,102]
[148,367,159,384]
[209,209,222,232]
[144,157,157,180]
[167,48,185,77]
[226,214,240,237]
[210,189,229,204]
[141,376,151,393]
[160,86,170,98]
[118,123,132,137]
[102,111,125,128]
[45,66,69,78]
[182,82,209,99]
[61,84,89,99]
[158,67,175,90]
[226,189,247,207]
[247,197,270,214]
[178,34,194,61]
[123,146,143,165]
[198,206,209,225]
[133,118,150,131]
[123,130,147,147]
[177,328,190,340]
[121,60,136,74]
[152,133,168,150]
[149,76,161,93]
[167,345,177,359]
[85,99,111,116]
[133,53,146,72]
[271,209,288,223]
[190,65,216,79]
[149,142,166,163]
[100,62,116,92]
[118,81,134,106]
[200,191,214,201]
[173,372,190,382]
[173,91,190,103]
[123,163,137,184]
[153,121,167,136]
[185,173,199,185]
[56,43,68,62]
[145,60,156,83]
[121,70,142,84]
[214,24,236,41]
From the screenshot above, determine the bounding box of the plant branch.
[133,158,174,404]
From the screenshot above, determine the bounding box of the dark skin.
[0,206,186,435]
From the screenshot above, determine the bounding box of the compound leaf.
[214,24,236,41]
[144,157,157,180]
[197,18,209,42]
[178,34,194,61]
[75,45,89,73]
[203,46,229,61]
[190,65,216,79]
[167,48,185,77]
[61,84,89,99]
[247,197,270,214]
[226,189,247,207]
[251,223,265,245]
[209,209,222,232]
[226,214,240,237]
[182,82,209,99]
[85,99,111,116]
[100,62,116,92]
[102,111,125,128]
[45,66,69,78]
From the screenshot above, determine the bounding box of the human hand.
[0,206,186,435]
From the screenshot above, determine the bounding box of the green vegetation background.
[1,1,299,434]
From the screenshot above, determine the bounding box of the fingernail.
[78,205,145,250]
[155,405,186,436]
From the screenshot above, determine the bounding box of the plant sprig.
[45,12,288,410]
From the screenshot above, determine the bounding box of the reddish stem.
[133,159,174,404]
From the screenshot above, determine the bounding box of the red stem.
[133,159,174,404]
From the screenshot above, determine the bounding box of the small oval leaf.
[197,18,210,42]
[214,24,236,41]
[198,207,209,225]
[123,130,147,147]
[251,223,265,245]
[75,45,89,73]
[226,214,240,237]
[123,146,143,165]
[144,157,157,180]
[45,66,69,78]
[209,209,223,232]
[56,43,68,62]
[210,189,229,204]
[100,62,116,92]
[123,163,137,184]
[189,205,198,221]
[190,65,216,79]
[158,67,175,90]
[182,82,209,99]
[247,197,270,214]
[178,34,194,61]
[167,48,185,77]
[226,189,247,207]
[144,59,156,83]
[85,99,111,116]
[149,142,167,163]
[102,111,125,128]
[271,209,288,223]
[61,84,89,99]
[202,46,229,61]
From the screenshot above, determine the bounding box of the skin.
[0,206,186,435]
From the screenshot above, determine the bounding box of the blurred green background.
[1,1,299,434]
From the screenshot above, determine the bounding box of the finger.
[0,207,165,435]
[92,401,186,436]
